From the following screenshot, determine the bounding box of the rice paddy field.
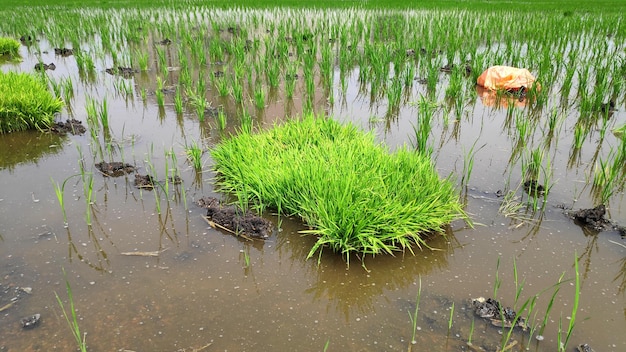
[0,0,625,351]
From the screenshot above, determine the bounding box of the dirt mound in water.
[197,197,273,240]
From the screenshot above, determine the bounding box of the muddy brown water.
[1,25,626,352]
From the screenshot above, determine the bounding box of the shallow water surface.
[1,6,625,352]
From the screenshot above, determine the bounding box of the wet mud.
[95,161,136,177]
[197,197,274,239]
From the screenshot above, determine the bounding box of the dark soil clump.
[523,179,545,196]
[134,174,156,189]
[54,48,73,56]
[567,204,626,236]
[19,35,33,43]
[95,161,136,177]
[105,66,138,78]
[34,62,56,71]
[569,204,610,231]
[49,119,86,135]
[472,297,527,329]
[157,38,172,45]
[197,197,273,239]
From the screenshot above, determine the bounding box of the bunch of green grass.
[211,115,466,261]
[185,140,203,171]
[0,37,20,57]
[0,71,63,133]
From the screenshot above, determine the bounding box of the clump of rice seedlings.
[135,49,149,71]
[174,86,184,115]
[98,97,109,131]
[0,71,63,133]
[411,95,437,155]
[387,77,403,110]
[215,76,230,97]
[239,106,253,134]
[216,108,227,131]
[0,37,20,58]
[231,76,244,104]
[572,122,588,150]
[185,141,203,171]
[187,88,209,123]
[156,76,165,108]
[211,115,466,262]
[253,83,266,109]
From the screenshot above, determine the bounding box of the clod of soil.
[105,66,138,78]
[134,174,156,189]
[577,344,596,352]
[34,62,55,71]
[569,204,610,231]
[95,161,136,177]
[472,297,527,330]
[49,119,86,135]
[157,38,172,45]
[19,35,33,43]
[197,197,273,240]
[54,47,73,56]
[523,179,545,196]
[20,314,41,329]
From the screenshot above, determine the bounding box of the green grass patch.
[211,115,466,261]
[0,71,63,133]
[0,37,20,57]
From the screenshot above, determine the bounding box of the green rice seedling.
[448,302,454,331]
[239,106,253,134]
[98,97,109,131]
[0,71,63,133]
[136,49,149,71]
[536,273,565,341]
[412,95,437,155]
[216,108,227,131]
[55,269,87,352]
[573,123,588,150]
[174,86,183,115]
[215,76,230,97]
[0,37,20,57]
[83,174,94,226]
[387,77,403,110]
[156,76,165,108]
[460,142,486,191]
[467,317,475,348]
[185,140,203,171]
[231,77,244,104]
[266,60,281,88]
[285,75,297,100]
[254,83,266,109]
[155,45,167,70]
[211,115,466,261]
[407,277,422,350]
[444,66,463,101]
[51,175,79,227]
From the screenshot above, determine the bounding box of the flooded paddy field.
[1,5,625,352]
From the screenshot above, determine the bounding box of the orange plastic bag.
[476,66,539,91]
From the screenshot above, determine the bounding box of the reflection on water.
[0,131,65,171]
